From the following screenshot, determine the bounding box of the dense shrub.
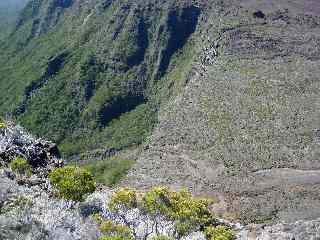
[101,187,218,239]
[204,226,236,240]
[100,220,133,240]
[49,166,96,201]
[10,157,32,176]
[142,187,215,238]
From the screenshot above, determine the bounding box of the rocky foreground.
[0,122,319,239]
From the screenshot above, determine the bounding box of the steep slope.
[0,0,200,157]
[124,0,320,224]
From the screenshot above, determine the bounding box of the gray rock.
[0,122,61,169]
[0,173,101,240]
[238,219,320,240]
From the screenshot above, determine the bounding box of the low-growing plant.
[142,187,216,238]
[109,188,137,212]
[204,226,236,240]
[92,213,104,224]
[0,121,7,129]
[49,166,96,201]
[10,157,32,177]
[100,220,134,240]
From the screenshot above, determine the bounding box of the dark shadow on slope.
[98,94,146,126]
[158,6,200,77]
[13,52,68,115]
[126,17,149,67]
[16,0,42,28]
[51,0,73,9]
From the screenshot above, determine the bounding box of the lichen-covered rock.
[0,122,61,170]
[237,219,320,240]
[0,169,101,240]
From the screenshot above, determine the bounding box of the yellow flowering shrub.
[205,226,236,240]
[49,166,96,201]
[108,186,217,239]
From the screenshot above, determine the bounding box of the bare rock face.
[0,122,61,169]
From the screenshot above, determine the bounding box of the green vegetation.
[49,166,96,201]
[59,103,157,157]
[0,195,33,214]
[0,0,199,160]
[96,187,224,240]
[100,237,129,240]
[10,157,32,177]
[0,0,28,41]
[84,156,135,187]
[100,220,134,240]
[0,121,7,129]
[204,226,236,240]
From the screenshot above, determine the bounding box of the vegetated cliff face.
[0,0,320,228]
[0,0,203,158]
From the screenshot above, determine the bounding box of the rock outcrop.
[0,122,61,170]
[0,122,100,240]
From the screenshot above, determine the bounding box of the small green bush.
[100,220,134,240]
[49,166,96,201]
[205,226,236,240]
[0,121,7,129]
[10,157,32,176]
